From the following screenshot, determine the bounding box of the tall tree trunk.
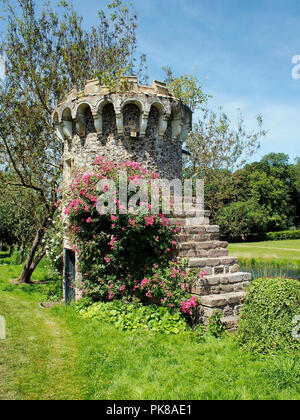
[19,242,26,264]
[9,244,13,256]
[17,219,49,283]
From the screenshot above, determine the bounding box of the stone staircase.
[168,212,252,331]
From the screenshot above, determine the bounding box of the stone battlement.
[53,75,191,142]
[52,76,192,180]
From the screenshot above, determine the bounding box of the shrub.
[238,277,300,354]
[64,158,198,318]
[138,260,192,310]
[265,230,300,241]
[216,200,268,242]
[208,311,225,338]
[222,229,300,243]
[65,159,176,301]
[41,280,63,302]
[76,300,187,334]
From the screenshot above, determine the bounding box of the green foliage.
[238,277,300,354]
[216,199,268,242]
[76,300,187,334]
[261,356,300,391]
[225,229,300,243]
[163,71,209,111]
[208,311,225,338]
[40,281,63,302]
[139,260,191,310]
[266,230,300,241]
[210,153,300,239]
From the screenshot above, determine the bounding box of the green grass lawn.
[0,253,299,400]
[228,239,300,261]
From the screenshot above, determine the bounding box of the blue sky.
[68,0,300,162]
[2,0,300,162]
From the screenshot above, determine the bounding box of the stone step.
[221,316,240,330]
[184,256,239,268]
[199,272,251,286]
[177,241,228,258]
[189,272,251,296]
[178,248,229,258]
[200,291,246,308]
[178,241,228,250]
[179,225,220,234]
[175,233,219,243]
[191,280,251,296]
[168,217,210,226]
[165,209,211,218]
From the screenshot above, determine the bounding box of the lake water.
[240,266,300,281]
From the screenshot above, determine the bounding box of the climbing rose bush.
[138,261,189,309]
[64,157,198,317]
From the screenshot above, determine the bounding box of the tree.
[215,199,268,242]
[290,157,300,227]
[0,175,38,260]
[162,68,209,112]
[0,0,145,282]
[162,69,267,217]
[214,153,300,239]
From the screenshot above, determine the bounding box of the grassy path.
[0,290,84,400]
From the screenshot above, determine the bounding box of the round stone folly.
[53,76,192,183]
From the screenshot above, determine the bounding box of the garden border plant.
[64,157,199,324]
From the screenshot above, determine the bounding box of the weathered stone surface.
[221,316,240,329]
[214,266,225,275]
[54,76,192,181]
[200,291,246,308]
[178,241,228,250]
[187,256,239,268]
[178,248,228,258]
[230,264,240,273]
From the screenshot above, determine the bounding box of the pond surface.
[240,266,300,281]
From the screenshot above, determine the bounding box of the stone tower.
[53,76,251,330]
[53,76,192,182]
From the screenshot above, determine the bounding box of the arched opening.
[146,105,160,139]
[123,103,140,137]
[84,106,96,135]
[102,103,117,137]
[75,104,96,138]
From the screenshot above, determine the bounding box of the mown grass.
[228,239,300,280]
[52,305,300,400]
[0,252,299,400]
[228,239,300,261]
